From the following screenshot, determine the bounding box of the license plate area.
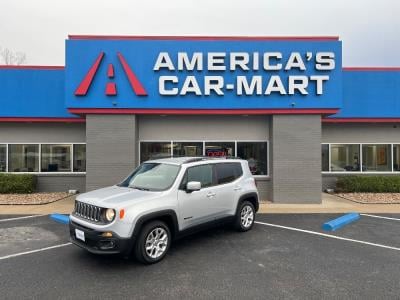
[75,229,85,242]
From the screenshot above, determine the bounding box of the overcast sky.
[0,0,399,66]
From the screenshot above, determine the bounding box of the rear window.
[216,163,243,184]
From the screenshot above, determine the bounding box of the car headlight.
[105,208,116,222]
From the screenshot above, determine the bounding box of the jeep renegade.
[69,157,259,264]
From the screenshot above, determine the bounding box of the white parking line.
[360,214,400,222]
[0,215,46,223]
[0,243,72,261]
[255,221,400,252]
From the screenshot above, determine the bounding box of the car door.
[212,163,243,218]
[177,164,218,230]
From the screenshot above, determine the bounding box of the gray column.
[86,115,137,191]
[270,115,321,203]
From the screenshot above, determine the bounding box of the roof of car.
[145,157,243,165]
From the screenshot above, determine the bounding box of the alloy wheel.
[240,205,254,228]
[145,227,169,259]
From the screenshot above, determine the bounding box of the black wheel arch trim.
[237,192,259,213]
[131,209,179,239]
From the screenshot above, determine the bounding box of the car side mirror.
[186,181,201,193]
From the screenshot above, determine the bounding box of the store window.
[237,142,268,175]
[173,142,203,157]
[140,142,171,162]
[0,144,6,172]
[394,145,400,172]
[205,142,234,157]
[362,144,392,172]
[330,144,360,172]
[41,144,71,172]
[321,144,329,172]
[8,144,39,172]
[73,144,86,172]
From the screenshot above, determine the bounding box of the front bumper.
[69,220,134,256]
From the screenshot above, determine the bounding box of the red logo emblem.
[74,52,147,97]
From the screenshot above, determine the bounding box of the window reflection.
[330,144,360,172]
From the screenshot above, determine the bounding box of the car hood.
[76,185,160,207]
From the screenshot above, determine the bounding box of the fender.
[131,209,179,239]
[236,192,259,214]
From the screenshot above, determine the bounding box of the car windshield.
[119,163,180,191]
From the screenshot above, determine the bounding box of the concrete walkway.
[1,193,400,215]
[259,193,400,213]
[0,195,76,215]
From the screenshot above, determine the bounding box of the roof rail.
[182,157,207,164]
[182,156,242,164]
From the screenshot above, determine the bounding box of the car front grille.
[74,201,102,222]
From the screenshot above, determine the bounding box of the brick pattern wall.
[255,178,271,201]
[270,115,322,203]
[0,123,85,143]
[322,175,338,191]
[322,123,400,143]
[86,115,137,191]
[36,174,86,193]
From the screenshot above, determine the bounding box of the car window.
[184,164,214,188]
[216,163,243,184]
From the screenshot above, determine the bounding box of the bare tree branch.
[0,47,27,65]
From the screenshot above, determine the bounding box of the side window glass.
[216,163,243,184]
[187,165,213,188]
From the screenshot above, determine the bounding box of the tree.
[0,47,27,65]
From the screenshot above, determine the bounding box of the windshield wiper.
[130,186,150,191]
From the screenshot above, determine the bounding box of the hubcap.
[240,205,254,228]
[145,227,169,259]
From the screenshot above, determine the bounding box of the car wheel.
[234,201,255,232]
[134,220,171,264]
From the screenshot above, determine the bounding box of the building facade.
[0,36,399,203]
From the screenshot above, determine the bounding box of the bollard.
[50,214,70,225]
[322,213,360,231]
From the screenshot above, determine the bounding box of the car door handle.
[206,192,216,198]
[234,186,242,191]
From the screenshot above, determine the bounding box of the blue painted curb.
[50,214,70,225]
[322,213,360,231]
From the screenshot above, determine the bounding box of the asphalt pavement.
[1,213,400,299]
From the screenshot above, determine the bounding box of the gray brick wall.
[322,123,400,143]
[139,115,269,140]
[86,115,137,191]
[322,175,338,191]
[36,174,86,192]
[270,115,322,203]
[0,123,85,143]
[255,178,270,201]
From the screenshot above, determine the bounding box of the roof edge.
[67,35,340,41]
[323,118,400,123]
[0,117,85,123]
[68,108,339,116]
[0,65,64,70]
[343,67,400,71]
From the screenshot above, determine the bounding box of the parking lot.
[1,213,400,299]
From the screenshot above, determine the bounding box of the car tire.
[134,220,171,264]
[234,201,255,232]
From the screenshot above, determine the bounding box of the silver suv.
[69,157,259,264]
